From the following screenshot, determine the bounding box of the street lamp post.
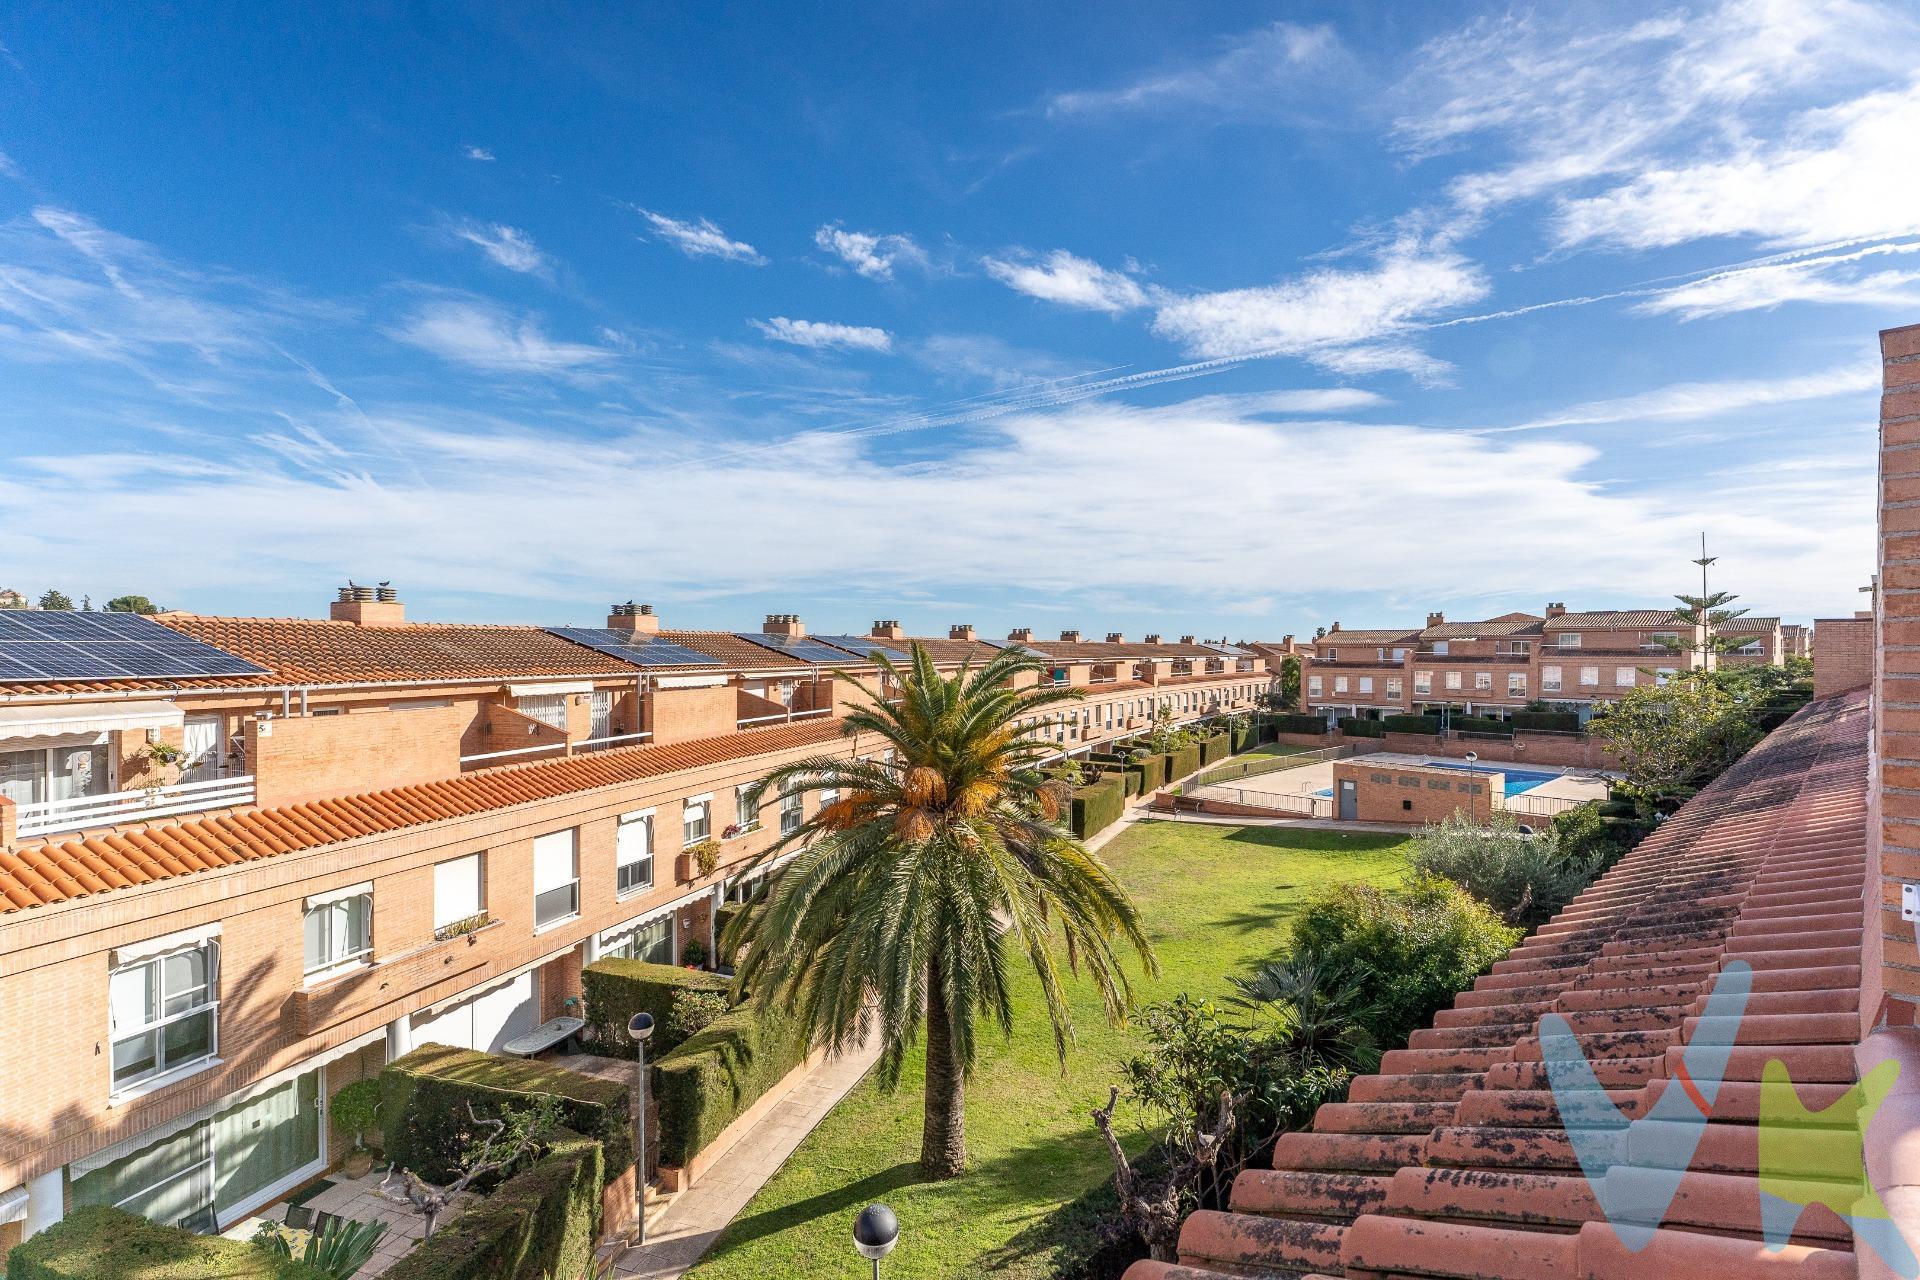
[628,1011,656,1246]
[1464,751,1481,820]
[853,1204,899,1280]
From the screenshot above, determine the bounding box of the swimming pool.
[1422,761,1561,796]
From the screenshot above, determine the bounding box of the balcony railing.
[16,774,258,838]
[460,729,653,767]
[736,707,832,729]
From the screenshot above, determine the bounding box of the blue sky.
[0,1,1913,637]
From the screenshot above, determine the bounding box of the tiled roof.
[1126,687,1869,1280]
[876,636,1006,664]
[661,631,817,670]
[161,615,641,685]
[0,718,849,914]
[1420,616,1546,640]
[1316,629,1422,646]
[1543,609,1679,630]
[1721,617,1783,633]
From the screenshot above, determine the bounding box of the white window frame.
[516,694,568,731]
[1386,677,1402,699]
[1474,671,1492,691]
[1580,665,1600,687]
[1558,633,1582,649]
[682,794,712,845]
[1542,665,1563,693]
[734,782,760,832]
[780,788,804,836]
[302,886,372,979]
[1615,666,1637,688]
[1444,671,1462,691]
[110,940,220,1097]
[532,829,580,931]
[1414,671,1432,696]
[616,810,655,899]
[1507,672,1527,697]
[1334,676,1348,694]
[1358,677,1373,695]
[1307,676,1323,698]
[433,854,486,934]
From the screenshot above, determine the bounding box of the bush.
[713,902,745,966]
[1407,810,1602,929]
[681,937,709,968]
[332,1078,382,1150]
[1337,718,1385,739]
[1381,714,1442,735]
[581,958,732,1058]
[1269,714,1327,736]
[382,1130,601,1280]
[670,986,731,1038]
[1291,874,1522,1049]
[1134,752,1169,793]
[653,1005,808,1168]
[1199,732,1231,766]
[1167,742,1201,782]
[1071,777,1126,837]
[7,1206,330,1280]
[1118,766,1143,797]
[1513,710,1580,733]
[1231,721,1257,753]
[1451,716,1515,737]
[380,1045,631,1189]
[1551,798,1647,880]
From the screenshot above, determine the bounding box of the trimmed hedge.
[1381,714,1442,735]
[1338,718,1386,739]
[1135,752,1170,793]
[1071,777,1126,837]
[1268,714,1328,736]
[582,958,731,1058]
[1514,710,1581,733]
[1199,732,1231,766]
[380,1045,631,1188]
[1452,716,1515,737]
[383,1130,602,1280]
[1230,721,1256,752]
[653,1005,807,1168]
[6,1207,330,1280]
[1167,742,1201,782]
[713,902,745,967]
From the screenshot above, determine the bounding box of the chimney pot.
[1059,629,1081,643]
[1545,602,1567,619]
[949,624,976,641]
[1426,611,1446,628]
[1105,631,1125,644]
[765,613,805,638]
[1180,635,1195,646]
[329,583,405,627]
[608,602,662,634]
[1144,633,1161,644]
[872,620,906,640]
[1008,627,1034,643]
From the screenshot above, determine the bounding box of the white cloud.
[462,145,496,162]
[1047,22,1349,117]
[982,250,1150,314]
[751,316,894,352]
[1499,362,1878,432]
[813,224,928,280]
[445,218,551,276]
[632,208,766,264]
[1636,255,1920,320]
[1150,250,1486,377]
[389,297,615,374]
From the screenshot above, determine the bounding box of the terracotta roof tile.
[0,718,848,914]
[1316,629,1422,646]
[1125,687,1870,1280]
[1543,609,1680,630]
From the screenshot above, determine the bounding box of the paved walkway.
[610,1035,882,1279]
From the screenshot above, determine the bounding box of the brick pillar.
[0,795,14,848]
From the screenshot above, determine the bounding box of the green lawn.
[684,820,1411,1280]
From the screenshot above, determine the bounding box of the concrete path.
[610,1035,882,1279]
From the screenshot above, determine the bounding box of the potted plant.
[331,1079,382,1177]
[677,837,722,882]
[681,937,710,970]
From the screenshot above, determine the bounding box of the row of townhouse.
[1299,604,1792,721]
[0,589,1267,1256]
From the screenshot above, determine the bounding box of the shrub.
[670,987,731,1039]
[713,902,745,966]
[1551,798,1647,881]
[1337,718,1385,739]
[1513,710,1581,733]
[1291,874,1521,1049]
[1268,714,1328,736]
[1199,733,1231,766]
[1407,810,1602,929]
[1167,742,1201,782]
[1134,752,1169,793]
[331,1078,382,1150]
[7,1206,330,1280]
[1451,716,1515,737]
[380,1045,631,1189]
[1231,721,1257,753]
[681,937,709,968]
[1381,714,1442,735]
[1071,777,1126,837]
[581,958,731,1058]
[653,1005,808,1168]
[382,1130,601,1280]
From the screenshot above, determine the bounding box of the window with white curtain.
[303,886,372,976]
[532,829,579,929]
[616,811,653,898]
[110,940,219,1092]
[682,795,711,844]
[433,855,485,932]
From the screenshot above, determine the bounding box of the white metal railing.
[17,774,258,838]
[736,708,833,729]
[460,730,653,767]
[1180,786,1332,819]
[1499,792,1587,818]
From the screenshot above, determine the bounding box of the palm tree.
[726,643,1158,1178]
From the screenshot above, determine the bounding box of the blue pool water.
[1314,764,1563,800]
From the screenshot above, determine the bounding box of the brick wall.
[1383,731,1622,771]
[1872,321,1920,1030]
[1815,615,1875,699]
[248,703,471,807]
[1332,760,1498,825]
[647,682,739,745]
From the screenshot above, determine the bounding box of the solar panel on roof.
[813,635,912,663]
[0,611,269,682]
[545,627,723,668]
[733,633,869,665]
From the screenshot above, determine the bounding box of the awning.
[506,681,593,698]
[0,700,184,742]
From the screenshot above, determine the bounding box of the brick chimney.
[1426,611,1445,628]
[1545,602,1567,618]
[329,583,405,627]
[1008,627,1034,642]
[1281,634,1295,647]
[764,613,805,638]
[872,620,906,640]
[607,602,661,634]
[949,624,976,641]
[1179,635,1195,645]
[1059,629,1082,642]
[1328,621,1341,633]
[1144,633,1162,644]
[1105,632,1125,643]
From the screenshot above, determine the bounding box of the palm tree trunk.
[920,956,968,1178]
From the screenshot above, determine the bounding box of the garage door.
[411,972,537,1053]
